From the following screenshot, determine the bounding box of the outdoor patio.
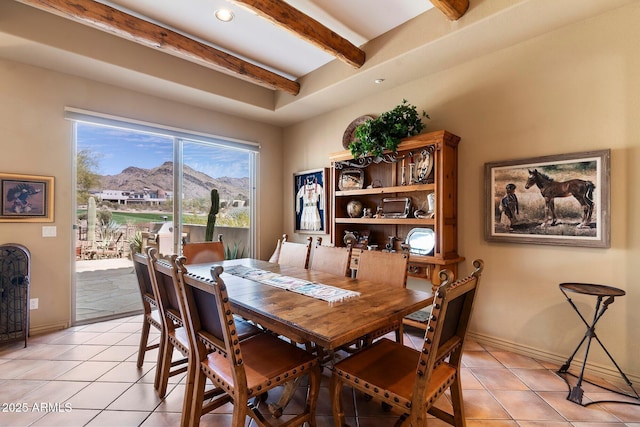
[76,258,141,324]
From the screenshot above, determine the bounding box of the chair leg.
[330,374,347,426]
[156,339,174,398]
[306,365,322,427]
[449,376,466,427]
[180,358,197,427]
[234,389,251,427]
[187,367,208,427]
[153,335,166,391]
[137,319,151,368]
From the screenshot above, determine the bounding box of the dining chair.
[146,248,190,398]
[272,234,313,269]
[174,258,322,427]
[267,236,282,263]
[130,245,161,368]
[148,248,261,401]
[331,259,484,427]
[308,237,352,276]
[182,234,224,264]
[357,250,409,343]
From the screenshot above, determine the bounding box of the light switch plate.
[42,226,57,237]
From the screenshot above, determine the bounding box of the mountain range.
[100,161,250,202]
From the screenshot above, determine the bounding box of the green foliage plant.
[350,99,430,159]
[224,240,246,260]
[129,231,143,254]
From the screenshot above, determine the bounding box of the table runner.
[223,265,360,303]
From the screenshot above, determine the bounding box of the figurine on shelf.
[385,236,397,252]
[401,157,407,186]
[408,155,416,185]
[347,200,363,218]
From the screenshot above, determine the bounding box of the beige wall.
[283,3,640,381]
[0,59,284,333]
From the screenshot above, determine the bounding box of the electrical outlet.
[30,298,39,310]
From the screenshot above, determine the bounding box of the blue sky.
[76,122,250,178]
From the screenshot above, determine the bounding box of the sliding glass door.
[71,115,256,324]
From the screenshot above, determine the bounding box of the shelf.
[330,130,462,289]
[335,183,434,197]
[335,217,435,225]
[408,254,465,266]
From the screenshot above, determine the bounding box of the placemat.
[223,265,360,303]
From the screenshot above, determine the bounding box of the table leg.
[565,296,603,404]
[268,377,302,418]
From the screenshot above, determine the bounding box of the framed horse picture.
[484,150,610,248]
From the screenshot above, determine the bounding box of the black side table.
[557,283,639,406]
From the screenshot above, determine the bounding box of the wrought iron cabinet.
[329,130,464,329]
[0,243,31,347]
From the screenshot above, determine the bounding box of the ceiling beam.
[430,0,469,20]
[16,0,300,95]
[232,0,365,68]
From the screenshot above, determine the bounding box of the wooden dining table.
[185,258,433,351]
[185,258,434,416]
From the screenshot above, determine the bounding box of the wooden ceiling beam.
[430,0,469,21]
[16,0,300,95]
[232,0,365,68]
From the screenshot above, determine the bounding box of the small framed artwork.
[484,149,610,248]
[0,173,55,222]
[294,168,329,234]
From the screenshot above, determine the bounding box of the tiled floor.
[1,316,640,426]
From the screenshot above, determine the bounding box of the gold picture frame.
[0,173,55,222]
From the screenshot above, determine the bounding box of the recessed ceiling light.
[215,9,234,22]
[374,78,385,84]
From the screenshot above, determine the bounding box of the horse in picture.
[524,169,595,228]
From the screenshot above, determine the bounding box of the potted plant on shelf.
[350,99,429,159]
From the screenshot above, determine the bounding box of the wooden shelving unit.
[329,130,464,328]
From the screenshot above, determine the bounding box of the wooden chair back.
[182,235,225,265]
[131,246,157,310]
[147,248,183,328]
[268,236,282,263]
[356,250,409,288]
[130,246,161,368]
[309,238,352,276]
[146,248,191,400]
[276,234,312,269]
[412,261,483,412]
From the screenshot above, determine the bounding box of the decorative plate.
[405,228,435,256]
[414,149,434,183]
[342,115,375,149]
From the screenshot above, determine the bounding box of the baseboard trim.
[29,321,70,337]
[467,330,640,388]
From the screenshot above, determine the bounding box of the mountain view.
[99,161,250,202]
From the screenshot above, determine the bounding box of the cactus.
[205,189,220,242]
[87,196,96,248]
